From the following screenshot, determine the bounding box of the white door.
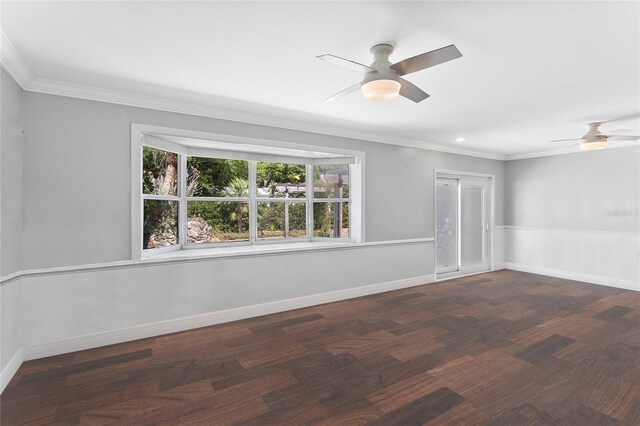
[436,175,491,276]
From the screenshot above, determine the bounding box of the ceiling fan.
[317,43,462,103]
[549,122,640,151]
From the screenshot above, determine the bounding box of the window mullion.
[346,164,352,241]
[312,198,350,203]
[306,164,313,241]
[179,154,188,248]
[249,160,257,243]
[142,194,181,201]
[186,196,250,202]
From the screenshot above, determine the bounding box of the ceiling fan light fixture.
[580,139,607,151]
[549,122,639,148]
[361,79,401,101]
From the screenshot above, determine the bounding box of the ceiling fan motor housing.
[582,122,606,140]
[580,122,607,150]
[362,44,400,85]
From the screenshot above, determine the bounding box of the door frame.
[434,169,495,280]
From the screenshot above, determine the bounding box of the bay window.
[133,126,363,258]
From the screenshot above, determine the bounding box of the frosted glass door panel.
[461,185,483,264]
[460,179,490,272]
[436,179,458,273]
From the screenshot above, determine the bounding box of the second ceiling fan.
[317,43,462,103]
[549,122,640,150]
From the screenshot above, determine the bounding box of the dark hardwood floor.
[2,270,640,425]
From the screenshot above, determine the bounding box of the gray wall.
[506,146,640,232]
[504,146,639,288]
[21,90,505,270]
[1,70,24,276]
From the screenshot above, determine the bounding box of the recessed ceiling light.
[455,137,466,143]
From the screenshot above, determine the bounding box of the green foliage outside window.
[257,202,307,239]
[186,157,250,243]
[187,157,248,197]
[256,162,306,198]
[143,147,179,249]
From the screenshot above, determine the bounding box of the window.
[313,164,350,238]
[257,162,307,240]
[142,147,180,250]
[133,127,363,258]
[186,157,250,244]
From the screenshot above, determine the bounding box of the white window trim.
[131,123,365,260]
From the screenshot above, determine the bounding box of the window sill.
[144,240,356,261]
[141,238,433,263]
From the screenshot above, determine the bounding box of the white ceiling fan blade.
[603,128,631,135]
[601,113,640,124]
[316,54,375,73]
[399,78,430,103]
[391,44,462,76]
[607,135,640,141]
[548,138,583,143]
[563,142,582,150]
[323,83,361,102]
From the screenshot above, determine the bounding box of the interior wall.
[21,90,506,271]
[505,146,640,288]
[1,69,24,277]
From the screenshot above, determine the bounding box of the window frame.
[311,163,351,241]
[256,199,310,243]
[183,156,252,249]
[254,161,310,244]
[132,124,364,259]
[140,146,182,255]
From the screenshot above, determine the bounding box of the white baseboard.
[435,265,506,282]
[505,262,639,292]
[0,347,23,394]
[503,226,639,288]
[0,273,434,394]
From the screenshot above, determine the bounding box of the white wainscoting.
[0,239,434,393]
[504,226,640,291]
[493,225,506,270]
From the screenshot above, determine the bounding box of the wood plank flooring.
[2,270,640,425]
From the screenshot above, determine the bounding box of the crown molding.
[505,147,576,161]
[26,77,508,160]
[1,32,510,160]
[0,30,33,88]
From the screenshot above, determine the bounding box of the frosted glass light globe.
[580,140,607,150]
[361,79,401,101]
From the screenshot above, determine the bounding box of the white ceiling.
[2,1,639,157]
